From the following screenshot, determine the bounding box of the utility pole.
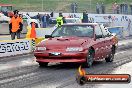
[26,0,28,11]
[74,3,75,13]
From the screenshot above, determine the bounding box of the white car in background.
[0,13,10,23]
[65,18,81,23]
[22,14,40,28]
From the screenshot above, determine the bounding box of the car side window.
[101,27,112,37]
[95,25,103,39]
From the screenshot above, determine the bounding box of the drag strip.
[0,40,132,88]
[0,45,132,88]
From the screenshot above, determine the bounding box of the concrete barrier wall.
[0,39,33,57]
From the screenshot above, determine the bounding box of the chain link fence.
[1,0,132,14]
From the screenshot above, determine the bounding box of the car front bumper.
[34,51,87,63]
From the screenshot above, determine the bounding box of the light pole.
[26,0,28,11]
[74,3,75,13]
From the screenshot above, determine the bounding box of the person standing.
[56,13,65,27]
[122,2,125,14]
[74,3,78,13]
[120,3,123,14]
[101,3,105,14]
[46,14,50,27]
[18,14,23,33]
[30,22,36,38]
[42,14,47,28]
[9,10,23,40]
[82,11,88,23]
[37,13,41,22]
[116,4,120,14]
[96,3,100,14]
[71,3,74,13]
[124,3,128,14]
[112,2,117,14]
[130,3,132,15]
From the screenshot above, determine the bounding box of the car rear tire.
[85,49,95,68]
[105,46,115,62]
[38,62,48,67]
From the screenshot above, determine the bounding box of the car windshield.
[52,25,94,37]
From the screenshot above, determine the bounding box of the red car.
[34,23,118,67]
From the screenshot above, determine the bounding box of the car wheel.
[38,62,48,67]
[105,46,115,62]
[85,49,95,68]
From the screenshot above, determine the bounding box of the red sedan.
[34,23,118,67]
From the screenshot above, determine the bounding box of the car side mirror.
[95,35,103,39]
[45,35,52,38]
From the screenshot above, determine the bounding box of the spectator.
[82,11,88,23]
[71,3,77,13]
[112,2,117,14]
[130,3,132,15]
[71,3,74,13]
[46,14,50,27]
[124,3,128,14]
[120,3,123,14]
[42,14,47,28]
[96,3,100,14]
[18,14,23,33]
[37,13,41,22]
[101,3,105,14]
[122,2,125,14]
[75,3,78,13]
[116,4,120,14]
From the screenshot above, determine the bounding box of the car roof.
[62,23,98,26]
[65,18,80,19]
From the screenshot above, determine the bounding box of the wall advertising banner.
[0,39,32,57]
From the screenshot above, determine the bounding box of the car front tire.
[85,49,95,68]
[105,46,115,62]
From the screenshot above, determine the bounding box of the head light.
[36,47,46,51]
[66,47,83,52]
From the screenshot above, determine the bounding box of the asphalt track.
[0,40,132,88]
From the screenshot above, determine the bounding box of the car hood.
[37,36,92,50]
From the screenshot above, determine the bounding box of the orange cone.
[30,22,36,39]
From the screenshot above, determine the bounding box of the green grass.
[0,0,132,13]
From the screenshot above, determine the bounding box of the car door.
[93,25,105,60]
[101,26,113,58]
